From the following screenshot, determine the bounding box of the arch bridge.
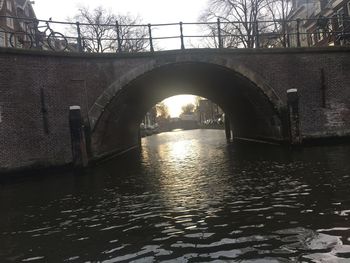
[0,47,349,171]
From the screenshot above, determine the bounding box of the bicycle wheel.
[9,31,33,49]
[47,32,68,51]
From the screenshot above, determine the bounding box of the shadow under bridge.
[89,61,286,158]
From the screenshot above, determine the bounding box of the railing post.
[76,22,83,52]
[255,20,260,48]
[116,21,122,52]
[340,14,346,45]
[217,18,223,48]
[282,19,287,47]
[286,21,290,47]
[34,24,41,49]
[179,21,185,50]
[148,23,154,52]
[296,19,301,47]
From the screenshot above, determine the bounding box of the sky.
[34,0,210,50]
[163,95,197,118]
[33,0,208,117]
[34,0,208,24]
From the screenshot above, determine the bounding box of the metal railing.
[0,15,349,52]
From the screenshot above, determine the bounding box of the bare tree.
[156,102,170,120]
[73,6,148,53]
[200,0,268,48]
[200,0,292,48]
[117,15,149,52]
[181,103,196,115]
[261,0,293,47]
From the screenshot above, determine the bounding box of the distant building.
[198,99,223,125]
[0,0,16,47]
[180,112,197,122]
[0,0,37,47]
[288,0,350,47]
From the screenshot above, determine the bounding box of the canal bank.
[1,127,350,178]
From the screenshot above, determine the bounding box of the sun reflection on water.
[140,130,229,226]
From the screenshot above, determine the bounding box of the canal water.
[1,129,350,262]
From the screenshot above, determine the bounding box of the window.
[315,31,319,42]
[309,34,315,46]
[318,28,324,40]
[19,21,25,31]
[337,8,344,28]
[6,17,13,29]
[6,0,12,11]
[301,28,307,43]
[25,7,29,16]
[0,31,5,47]
[328,22,333,32]
[290,35,296,47]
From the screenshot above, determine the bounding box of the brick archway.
[88,56,284,132]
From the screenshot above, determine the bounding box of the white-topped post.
[69,106,88,168]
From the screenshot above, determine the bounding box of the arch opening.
[90,62,286,157]
[140,95,225,136]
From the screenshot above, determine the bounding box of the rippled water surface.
[1,129,350,262]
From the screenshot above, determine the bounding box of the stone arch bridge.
[0,47,349,172]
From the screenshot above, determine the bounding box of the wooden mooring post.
[287,89,302,145]
[69,106,88,168]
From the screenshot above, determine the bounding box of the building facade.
[0,0,36,47]
[288,0,350,47]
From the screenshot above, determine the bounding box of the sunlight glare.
[163,95,197,118]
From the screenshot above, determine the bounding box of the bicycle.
[9,24,33,49]
[10,18,68,51]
